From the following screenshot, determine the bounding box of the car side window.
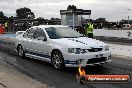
[23,30,29,38]
[45,27,60,39]
[34,28,46,39]
[23,28,36,38]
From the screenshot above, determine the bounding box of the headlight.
[105,46,109,51]
[68,48,87,54]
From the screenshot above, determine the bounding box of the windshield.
[45,27,83,39]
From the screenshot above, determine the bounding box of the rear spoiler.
[16,31,25,36]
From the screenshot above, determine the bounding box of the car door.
[32,28,50,58]
[22,28,37,53]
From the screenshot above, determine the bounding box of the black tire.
[17,45,25,58]
[51,50,65,70]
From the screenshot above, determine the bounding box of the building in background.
[60,5,91,29]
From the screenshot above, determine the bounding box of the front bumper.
[63,51,111,67]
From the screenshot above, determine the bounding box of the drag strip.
[94,36,132,44]
[0,38,132,88]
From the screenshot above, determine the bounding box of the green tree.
[36,17,46,25]
[0,11,8,23]
[95,18,110,28]
[50,17,60,20]
[95,18,107,23]
[9,16,15,19]
[0,11,4,18]
[16,7,35,19]
[67,5,77,10]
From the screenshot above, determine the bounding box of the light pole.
[73,12,75,29]
[128,9,130,24]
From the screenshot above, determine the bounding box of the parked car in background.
[15,25,111,69]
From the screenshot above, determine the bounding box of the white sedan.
[15,25,111,69]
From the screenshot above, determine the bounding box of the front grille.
[88,48,102,52]
[87,57,107,64]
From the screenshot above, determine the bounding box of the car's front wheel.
[51,50,65,70]
[17,45,25,58]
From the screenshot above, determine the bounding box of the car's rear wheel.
[51,50,65,70]
[17,45,25,58]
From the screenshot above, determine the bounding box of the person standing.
[85,19,94,38]
[4,21,8,32]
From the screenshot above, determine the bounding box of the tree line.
[0,6,131,29]
[0,7,35,19]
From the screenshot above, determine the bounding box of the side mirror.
[37,37,47,41]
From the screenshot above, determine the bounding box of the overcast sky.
[0,0,132,21]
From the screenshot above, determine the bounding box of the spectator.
[4,21,8,32]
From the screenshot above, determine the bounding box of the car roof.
[31,25,68,29]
